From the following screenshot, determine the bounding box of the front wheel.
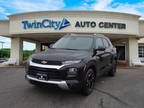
[81,69,96,96]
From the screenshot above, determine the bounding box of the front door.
[95,37,105,76]
[102,38,113,70]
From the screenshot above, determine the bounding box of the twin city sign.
[22,18,126,30]
[22,18,70,30]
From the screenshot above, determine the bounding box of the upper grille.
[32,58,62,65]
[28,66,67,80]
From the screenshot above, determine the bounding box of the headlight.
[62,60,81,65]
[67,68,78,77]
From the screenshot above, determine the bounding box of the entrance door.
[116,46,125,60]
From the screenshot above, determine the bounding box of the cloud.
[107,2,144,16]
[92,0,113,10]
[0,36,11,49]
[13,0,65,11]
[23,41,35,50]
[79,0,144,18]
[0,37,10,43]
[0,6,8,19]
[0,0,65,13]
[0,7,4,12]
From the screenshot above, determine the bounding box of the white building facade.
[0,11,144,66]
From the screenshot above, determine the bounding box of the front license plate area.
[36,73,48,80]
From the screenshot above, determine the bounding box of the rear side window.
[103,38,110,48]
[95,38,104,49]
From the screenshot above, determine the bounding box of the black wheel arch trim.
[85,60,98,77]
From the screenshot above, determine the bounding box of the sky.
[0,0,144,50]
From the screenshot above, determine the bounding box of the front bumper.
[25,75,80,90]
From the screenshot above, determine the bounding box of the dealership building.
[0,11,144,66]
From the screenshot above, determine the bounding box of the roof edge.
[8,10,141,18]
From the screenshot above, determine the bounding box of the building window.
[139,46,144,57]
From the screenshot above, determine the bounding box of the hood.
[31,48,91,62]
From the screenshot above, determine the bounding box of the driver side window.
[95,38,104,49]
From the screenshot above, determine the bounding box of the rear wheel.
[81,69,96,96]
[108,60,116,77]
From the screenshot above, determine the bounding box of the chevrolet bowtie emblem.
[41,61,47,64]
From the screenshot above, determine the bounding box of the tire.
[81,69,96,96]
[108,60,117,77]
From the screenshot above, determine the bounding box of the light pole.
[0,41,5,49]
[0,41,5,58]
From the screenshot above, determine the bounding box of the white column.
[10,37,23,65]
[126,38,138,66]
[36,42,41,53]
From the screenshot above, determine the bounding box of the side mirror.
[49,43,54,48]
[93,46,105,56]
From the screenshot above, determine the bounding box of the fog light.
[67,68,78,77]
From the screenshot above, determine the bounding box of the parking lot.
[0,68,144,108]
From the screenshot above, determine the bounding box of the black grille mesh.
[28,66,66,80]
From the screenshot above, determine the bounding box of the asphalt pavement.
[0,68,144,108]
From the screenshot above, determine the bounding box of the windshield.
[51,36,93,50]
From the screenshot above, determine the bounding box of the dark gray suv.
[25,34,117,95]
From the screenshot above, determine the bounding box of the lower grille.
[28,66,66,80]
